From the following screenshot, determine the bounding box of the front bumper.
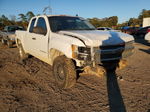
[76,41,134,67]
[94,44,134,63]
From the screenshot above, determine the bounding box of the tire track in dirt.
[0,43,150,112]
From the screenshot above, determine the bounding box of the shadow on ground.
[101,32,127,112]
[139,48,150,54]
[106,71,126,112]
[134,38,150,47]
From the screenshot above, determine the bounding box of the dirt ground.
[0,41,150,112]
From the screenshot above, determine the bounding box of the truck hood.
[58,30,134,47]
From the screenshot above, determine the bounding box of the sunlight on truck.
[15,15,134,89]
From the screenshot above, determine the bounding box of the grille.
[100,43,125,50]
[94,41,134,63]
[94,52,122,64]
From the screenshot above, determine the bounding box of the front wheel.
[53,56,77,89]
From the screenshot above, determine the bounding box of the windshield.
[48,16,96,32]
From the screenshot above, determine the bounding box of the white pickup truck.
[16,15,134,89]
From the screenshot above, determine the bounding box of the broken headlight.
[72,45,91,60]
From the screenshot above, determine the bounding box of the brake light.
[147,28,150,32]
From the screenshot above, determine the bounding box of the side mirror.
[33,26,47,35]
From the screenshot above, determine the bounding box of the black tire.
[18,42,28,61]
[138,34,144,39]
[53,56,77,89]
[7,40,13,48]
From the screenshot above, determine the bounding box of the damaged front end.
[72,40,134,76]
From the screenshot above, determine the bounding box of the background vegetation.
[89,9,150,29]
[0,9,150,30]
[0,11,35,30]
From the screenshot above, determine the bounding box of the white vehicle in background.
[15,15,134,89]
[97,27,113,31]
[97,27,119,32]
[1,26,24,48]
[145,32,150,42]
[143,17,150,27]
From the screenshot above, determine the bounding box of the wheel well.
[49,48,65,65]
[49,48,77,67]
[16,39,21,47]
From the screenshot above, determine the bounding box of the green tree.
[138,9,150,25]
[18,13,27,22]
[88,18,101,27]
[26,11,35,21]
[88,16,118,28]
[1,15,8,20]
[128,18,140,26]
[108,16,118,26]
[138,9,150,19]
[0,15,13,30]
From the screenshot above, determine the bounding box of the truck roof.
[33,15,80,18]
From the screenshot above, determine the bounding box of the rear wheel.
[17,41,28,61]
[7,40,13,48]
[53,56,77,89]
[1,38,6,45]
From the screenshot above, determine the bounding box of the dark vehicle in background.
[126,27,140,35]
[1,26,24,48]
[134,26,150,39]
[121,26,141,35]
[121,26,130,33]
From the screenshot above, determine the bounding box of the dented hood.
[59,30,134,47]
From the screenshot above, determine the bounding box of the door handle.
[32,38,36,40]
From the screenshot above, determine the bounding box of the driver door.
[31,17,49,62]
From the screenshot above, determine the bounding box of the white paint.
[143,18,150,27]
[59,30,134,47]
[145,32,150,41]
[16,15,134,66]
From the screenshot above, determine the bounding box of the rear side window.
[29,18,36,32]
[36,17,47,32]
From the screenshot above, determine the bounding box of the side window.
[36,17,47,34]
[29,18,36,32]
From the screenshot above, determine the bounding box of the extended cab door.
[24,18,36,53]
[25,17,49,62]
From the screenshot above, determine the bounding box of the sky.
[0,0,150,23]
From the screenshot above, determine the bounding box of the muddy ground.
[0,41,150,112]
